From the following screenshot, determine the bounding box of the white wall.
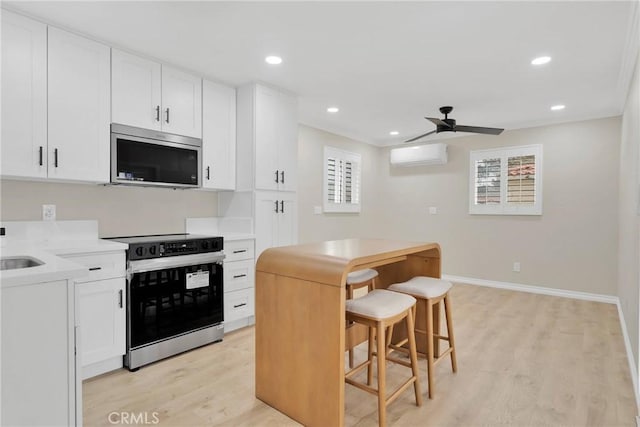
[0,180,218,237]
[299,117,621,297]
[297,125,381,243]
[618,53,640,381]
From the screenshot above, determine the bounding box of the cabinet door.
[1,11,47,179]
[202,80,236,190]
[161,65,202,138]
[48,27,110,182]
[2,280,74,426]
[254,85,280,191]
[278,196,298,248]
[111,49,162,131]
[255,193,280,257]
[277,92,298,191]
[77,278,125,367]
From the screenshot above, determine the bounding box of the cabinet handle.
[233,303,247,309]
[280,171,285,184]
[206,166,210,180]
[39,146,43,166]
[232,249,247,254]
[165,107,170,124]
[54,148,59,168]
[155,105,160,122]
[118,289,123,308]
[88,267,102,271]
[280,200,284,214]
[274,170,279,183]
[233,274,247,279]
[274,200,279,213]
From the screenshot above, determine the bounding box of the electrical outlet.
[42,204,56,221]
[512,262,521,272]
[428,207,438,215]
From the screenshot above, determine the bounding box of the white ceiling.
[5,1,637,146]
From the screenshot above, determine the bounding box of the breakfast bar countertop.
[254,238,442,427]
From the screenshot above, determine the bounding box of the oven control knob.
[135,246,145,257]
[149,245,157,255]
[202,241,209,250]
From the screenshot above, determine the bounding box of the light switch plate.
[313,206,323,215]
[429,207,438,215]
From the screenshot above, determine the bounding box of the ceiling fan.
[405,106,504,143]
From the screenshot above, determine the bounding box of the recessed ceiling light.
[531,56,551,66]
[550,104,565,111]
[265,56,282,65]
[327,107,339,113]
[389,131,399,136]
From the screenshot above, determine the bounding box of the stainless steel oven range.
[107,234,224,370]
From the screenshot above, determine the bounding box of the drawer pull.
[233,249,247,254]
[233,303,247,309]
[233,274,247,279]
[88,267,102,271]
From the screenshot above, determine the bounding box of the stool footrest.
[346,375,420,408]
[345,360,371,379]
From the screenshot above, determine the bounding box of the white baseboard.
[443,273,640,412]
[442,274,618,304]
[617,301,640,414]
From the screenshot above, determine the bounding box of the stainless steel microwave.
[111,124,201,188]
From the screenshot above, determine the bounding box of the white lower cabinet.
[255,191,298,258]
[1,279,79,426]
[223,239,256,333]
[62,250,126,379]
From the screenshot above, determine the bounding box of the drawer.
[63,251,126,282]
[224,259,255,292]
[224,288,255,323]
[224,239,255,262]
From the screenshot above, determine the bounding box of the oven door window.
[116,138,198,185]
[129,262,223,348]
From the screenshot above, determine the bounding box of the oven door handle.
[128,252,225,274]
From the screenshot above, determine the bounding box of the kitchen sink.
[0,256,44,271]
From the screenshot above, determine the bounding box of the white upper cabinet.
[1,11,48,179]
[48,27,111,183]
[112,49,202,138]
[202,79,236,190]
[237,83,298,192]
[111,49,162,131]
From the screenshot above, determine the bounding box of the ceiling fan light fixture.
[550,104,565,111]
[531,56,552,66]
[265,55,283,65]
[327,107,339,113]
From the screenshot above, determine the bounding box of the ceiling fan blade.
[453,125,504,135]
[404,130,437,143]
[425,117,451,127]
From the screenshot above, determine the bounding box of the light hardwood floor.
[84,284,638,426]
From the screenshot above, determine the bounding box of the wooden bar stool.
[346,268,378,367]
[388,276,457,399]
[345,289,422,427]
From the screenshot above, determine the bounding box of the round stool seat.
[346,289,416,320]
[388,276,452,299]
[346,268,379,285]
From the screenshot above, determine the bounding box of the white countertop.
[1,237,128,288]
[1,247,88,288]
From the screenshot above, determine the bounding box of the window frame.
[469,144,543,215]
[323,146,362,213]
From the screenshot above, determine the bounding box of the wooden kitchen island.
[255,238,442,427]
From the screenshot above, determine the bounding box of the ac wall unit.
[389,143,448,167]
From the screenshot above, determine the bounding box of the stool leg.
[432,299,441,358]
[367,326,375,385]
[376,321,387,427]
[347,286,355,369]
[405,306,422,407]
[444,293,458,373]
[426,299,435,399]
